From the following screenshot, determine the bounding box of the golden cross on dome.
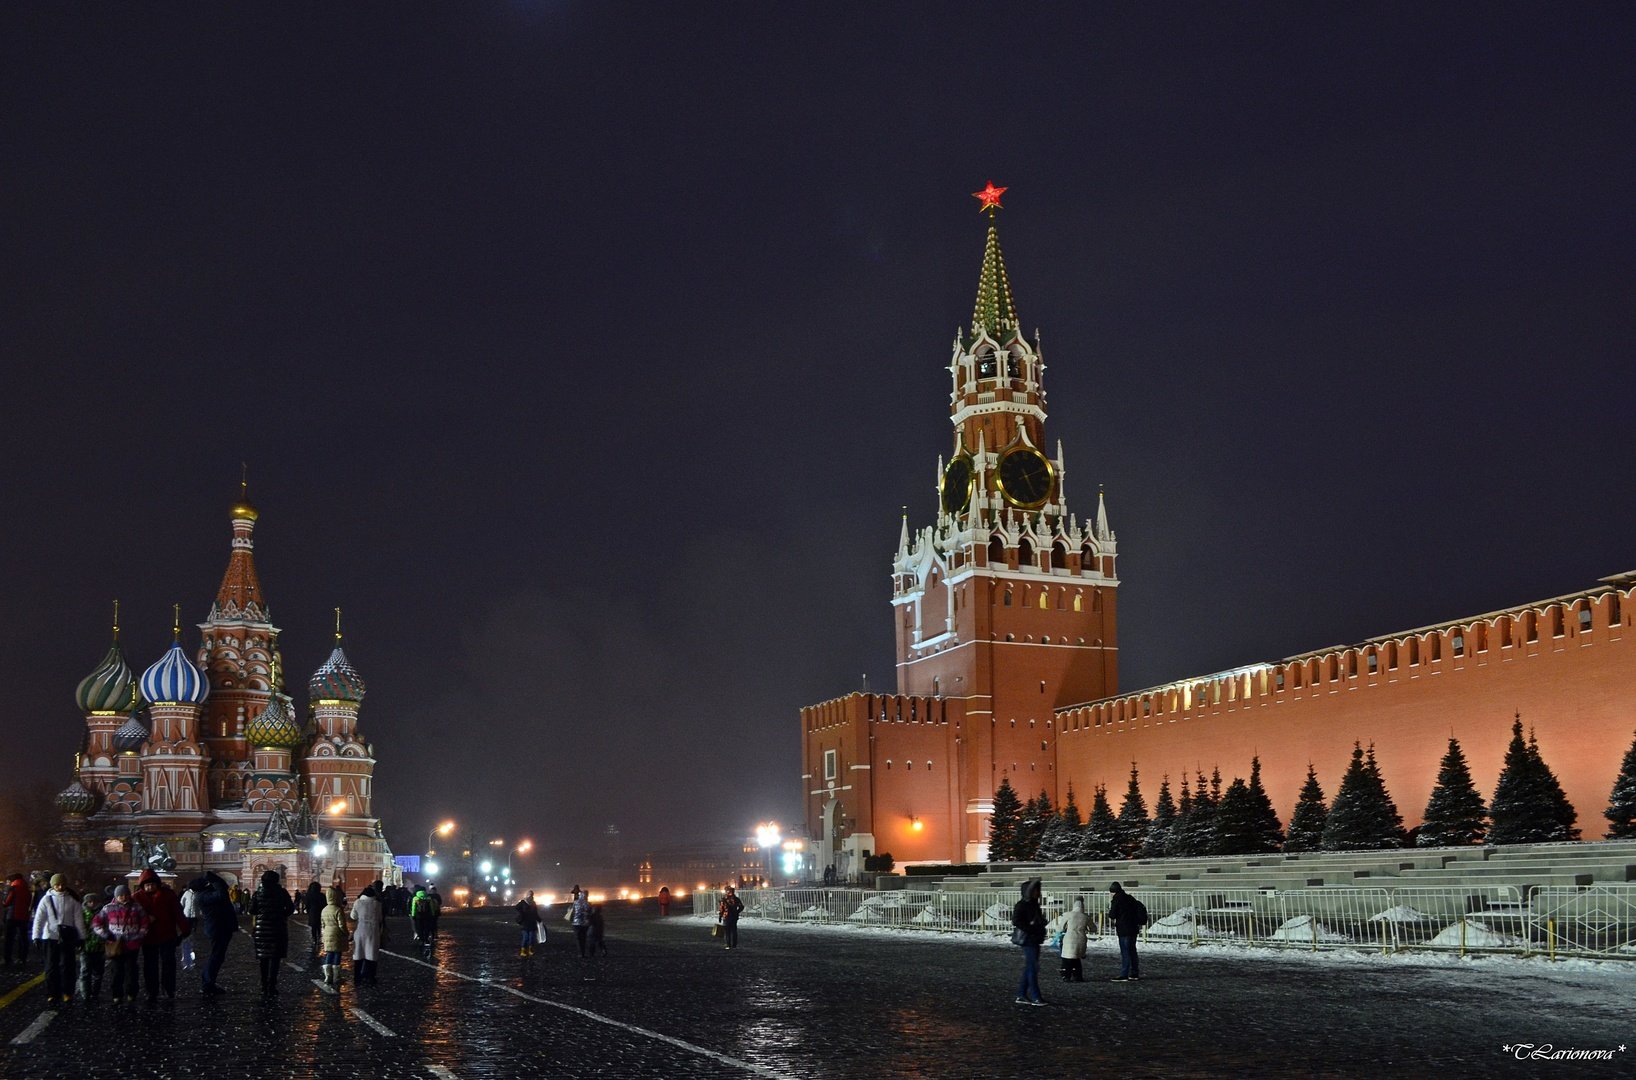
[972,181,1007,213]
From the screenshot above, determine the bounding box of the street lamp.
[506,839,532,880]
[426,819,456,857]
[756,822,781,885]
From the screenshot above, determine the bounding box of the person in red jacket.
[133,868,189,1002]
[3,873,31,966]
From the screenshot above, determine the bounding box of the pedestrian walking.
[1059,897,1089,982]
[1107,881,1148,982]
[249,870,295,998]
[569,886,591,958]
[133,868,188,1002]
[3,871,31,967]
[410,884,439,959]
[303,880,325,959]
[717,885,744,950]
[186,871,238,995]
[348,884,383,986]
[31,874,83,1004]
[319,887,348,990]
[515,890,540,957]
[77,893,105,1002]
[1011,877,1047,1006]
[91,884,149,1004]
[657,886,670,916]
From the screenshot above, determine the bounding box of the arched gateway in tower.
[801,185,1119,870]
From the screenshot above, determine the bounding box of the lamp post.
[755,822,781,886]
[426,820,456,859]
[506,839,532,880]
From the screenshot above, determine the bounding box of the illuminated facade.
[801,191,1636,871]
[56,491,396,893]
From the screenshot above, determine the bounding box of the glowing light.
[327,799,348,815]
[972,181,1007,211]
[516,840,532,855]
[437,821,456,835]
[911,817,924,832]
[480,860,493,875]
[425,860,440,876]
[313,843,329,857]
[755,822,781,848]
[210,838,226,853]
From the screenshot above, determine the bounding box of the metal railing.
[692,883,1636,961]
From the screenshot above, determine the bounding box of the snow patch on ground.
[1428,919,1527,948]
[1146,905,1230,939]
[1269,915,1350,943]
[1370,904,1431,923]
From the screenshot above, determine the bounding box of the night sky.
[4,4,1632,868]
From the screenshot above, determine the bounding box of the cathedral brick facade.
[800,192,1635,873]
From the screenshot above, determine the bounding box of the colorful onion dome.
[309,645,366,703]
[140,641,209,705]
[56,780,98,817]
[76,640,134,713]
[246,694,303,749]
[112,714,150,752]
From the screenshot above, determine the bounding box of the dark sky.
[4,4,1632,863]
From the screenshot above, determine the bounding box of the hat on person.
[112,884,130,900]
[49,873,65,888]
[261,870,280,888]
[1108,881,1124,894]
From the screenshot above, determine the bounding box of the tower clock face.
[941,456,974,514]
[997,447,1053,508]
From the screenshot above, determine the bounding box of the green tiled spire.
[971,213,1019,339]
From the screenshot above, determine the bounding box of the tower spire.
[214,474,268,621]
[970,181,1018,338]
[334,606,344,645]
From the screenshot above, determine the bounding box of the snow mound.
[796,905,828,920]
[1370,905,1431,923]
[910,905,952,926]
[972,902,1013,928]
[847,904,888,922]
[1269,915,1350,943]
[1146,906,1229,939]
[1428,919,1526,948]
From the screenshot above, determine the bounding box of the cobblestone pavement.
[0,903,1629,1078]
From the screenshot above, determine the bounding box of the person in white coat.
[347,884,383,986]
[1059,897,1090,982]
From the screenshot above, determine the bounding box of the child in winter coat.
[78,894,105,1001]
[1059,897,1090,982]
[319,887,348,989]
[92,885,150,1003]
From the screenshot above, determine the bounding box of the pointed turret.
[213,477,268,622]
[1095,488,1111,542]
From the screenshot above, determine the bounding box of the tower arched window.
[1073,594,1083,612]
[989,536,1006,566]
[1038,591,1049,610]
[1018,539,1034,568]
[1052,543,1068,570]
[1003,590,1013,607]
[977,348,997,380]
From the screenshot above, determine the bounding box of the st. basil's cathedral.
[53,489,395,894]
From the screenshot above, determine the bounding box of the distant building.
[801,192,1635,872]
[56,489,395,893]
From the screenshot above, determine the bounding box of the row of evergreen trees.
[988,720,1636,861]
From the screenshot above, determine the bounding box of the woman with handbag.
[91,884,150,1004]
[29,874,81,1004]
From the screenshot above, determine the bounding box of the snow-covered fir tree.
[1142,775,1178,858]
[1417,736,1487,846]
[1321,743,1405,850]
[1284,763,1328,852]
[1036,784,1084,862]
[1489,717,1579,843]
[1176,769,1219,856]
[1213,775,1257,855]
[1606,730,1636,840]
[1247,755,1285,852]
[1077,784,1122,860]
[987,777,1022,861]
[1014,790,1055,861]
[1115,762,1150,858]
[1170,774,1197,856]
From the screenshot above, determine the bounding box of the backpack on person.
[1132,898,1149,927]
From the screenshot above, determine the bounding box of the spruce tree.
[1247,755,1285,852]
[1142,775,1178,858]
[1213,776,1257,855]
[1417,736,1487,846]
[1115,763,1151,858]
[1036,785,1084,862]
[1170,774,1196,856]
[1490,718,1579,843]
[1014,790,1055,861]
[987,777,1022,861]
[1605,730,1636,840]
[1284,763,1328,852]
[1178,769,1219,855]
[1077,784,1123,861]
[1322,742,1406,850]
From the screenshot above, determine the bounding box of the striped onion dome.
[140,641,209,705]
[56,780,98,816]
[245,694,303,749]
[309,646,366,703]
[112,714,150,752]
[75,640,134,713]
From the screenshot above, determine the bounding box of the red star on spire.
[972,181,1007,212]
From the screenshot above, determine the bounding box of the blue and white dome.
[140,641,209,705]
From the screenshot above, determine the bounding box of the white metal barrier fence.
[693,883,1636,961]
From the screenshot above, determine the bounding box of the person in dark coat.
[249,871,295,998]
[133,868,189,1002]
[186,871,238,995]
[1011,877,1048,1006]
[1107,881,1146,982]
[303,880,325,959]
